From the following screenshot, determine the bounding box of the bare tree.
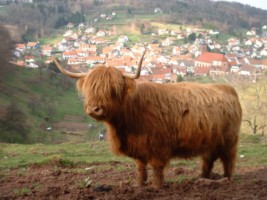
[241,82,267,135]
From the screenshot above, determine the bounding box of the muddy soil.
[0,161,266,200]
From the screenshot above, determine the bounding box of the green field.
[0,142,129,169]
[0,133,266,169]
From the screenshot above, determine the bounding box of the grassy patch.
[151,22,185,30]
[0,136,266,170]
[168,174,192,183]
[39,29,64,45]
[0,142,129,169]
[238,143,267,166]
[13,188,31,197]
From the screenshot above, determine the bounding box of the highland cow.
[53,50,242,187]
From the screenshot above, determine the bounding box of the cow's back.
[133,82,242,159]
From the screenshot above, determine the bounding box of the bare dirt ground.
[0,161,266,200]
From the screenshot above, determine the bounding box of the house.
[100,13,107,18]
[102,46,115,55]
[171,65,187,77]
[154,8,163,14]
[157,55,169,64]
[57,42,68,51]
[67,57,80,65]
[85,27,96,34]
[254,40,263,49]
[228,57,240,73]
[90,37,107,44]
[246,28,256,36]
[118,35,128,43]
[77,50,89,57]
[66,23,74,29]
[195,52,229,75]
[158,29,169,36]
[26,63,39,68]
[15,44,26,52]
[260,37,267,45]
[25,55,35,63]
[177,59,194,73]
[147,43,161,53]
[26,42,38,49]
[260,49,267,57]
[96,30,106,37]
[249,59,264,69]
[239,64,256,76]
[230,65,240,73]
[209,30,220,35]
[170,30,182,36]
[42,45,53,56]
[162,37,175,46]
[79,44,96,52]
[63,30,73,37]
[62,50,78,60]
[86,56,104,65]
[77,57,86,63]
[151,67,172,82]
[246,31,256,36]
[177,33,186,40]
[228,38,240,46]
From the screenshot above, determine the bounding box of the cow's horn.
[53,58,87,79]
[123,49,146,79]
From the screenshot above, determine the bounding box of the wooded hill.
[1,0,267,41]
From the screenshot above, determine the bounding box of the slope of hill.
[0,63,98,144]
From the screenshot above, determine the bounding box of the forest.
[1,0,267,42]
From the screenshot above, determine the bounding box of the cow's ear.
[76,77,85,94]
[124,78,137,94]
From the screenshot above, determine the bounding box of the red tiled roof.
[229,61,238,66]
[42,45,53,51]
[151,67,172,75]
[63,50,77,56]
[16,60,25,67]
[68,58,78,62]
[195,52,227,63]
[27,42,37,47]
[153,74,165,79]
[25,55,35,60]
[16,44,25,49]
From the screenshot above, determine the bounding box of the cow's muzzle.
[86,106,104,117]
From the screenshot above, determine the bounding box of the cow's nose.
[86,106,104,116]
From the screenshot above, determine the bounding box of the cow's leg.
[201,153,218,178]
[220,145,237,179]
[150,158,167,188]
[135,159,147,186]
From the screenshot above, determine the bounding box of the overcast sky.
[217,0,267,10]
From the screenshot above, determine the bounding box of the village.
[13,11,267,83]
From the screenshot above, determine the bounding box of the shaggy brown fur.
[74,66,242,187]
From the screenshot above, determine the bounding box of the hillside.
[0,63,99,144]
[1,0,267,41]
